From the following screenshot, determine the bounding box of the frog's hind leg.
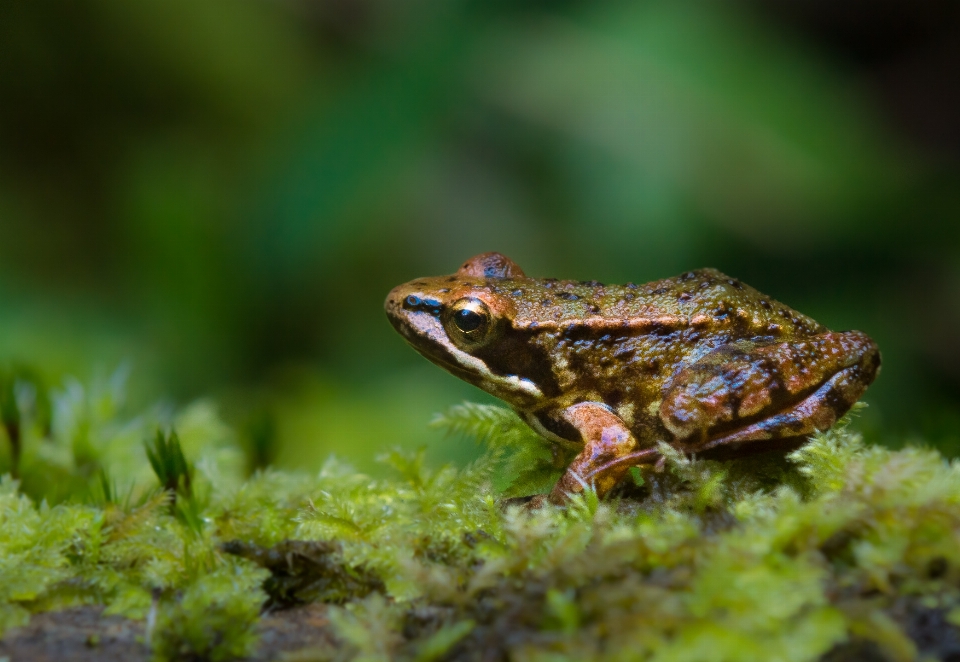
[684,363,871,457]
[659,331,880,457]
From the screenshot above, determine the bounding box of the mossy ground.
[1,371,960,662]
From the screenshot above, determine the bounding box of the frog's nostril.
[384,289,404,314]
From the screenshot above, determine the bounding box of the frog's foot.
[660,331,880,457]
[500,494,549,512]
[547,402,640,505]
[521,494,550,511]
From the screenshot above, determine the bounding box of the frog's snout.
[384,285,408,328]
[384,283,427,337]
[384,286,399,317]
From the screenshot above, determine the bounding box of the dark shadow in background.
[1,0,958,467]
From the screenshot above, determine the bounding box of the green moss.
[151,563,269,662]
[2,373,960,661]
[223,539,384,608]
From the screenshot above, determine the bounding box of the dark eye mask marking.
[403,295,443,316]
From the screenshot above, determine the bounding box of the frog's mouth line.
[413,335,544,402]
[389,309,484,376]
[389,310,543,402]
[419,346,478,381]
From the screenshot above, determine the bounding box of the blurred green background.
[1,0,959,475]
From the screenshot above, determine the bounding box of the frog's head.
[385,253,551,410]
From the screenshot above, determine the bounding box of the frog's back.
[505,268,823,340]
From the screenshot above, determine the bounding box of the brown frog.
[385,252,880,504]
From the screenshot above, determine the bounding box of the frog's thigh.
[547,403,639,504]
[681,361,869,455]
[659,331,879,442]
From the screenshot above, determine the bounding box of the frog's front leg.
[546,403,658,504]
[659,330,880,456]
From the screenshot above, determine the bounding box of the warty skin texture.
[386,253,880,504]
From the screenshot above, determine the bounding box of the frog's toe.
[500,494,549,511]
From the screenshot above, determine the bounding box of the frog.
[385,252,880,505]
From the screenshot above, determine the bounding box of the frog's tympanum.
[385,253,880,504]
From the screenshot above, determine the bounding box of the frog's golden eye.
[455,308,483,332]
[445,298,495,348]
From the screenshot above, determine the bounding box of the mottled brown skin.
[385,253,880,504]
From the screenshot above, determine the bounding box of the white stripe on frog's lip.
[396,309,543,401]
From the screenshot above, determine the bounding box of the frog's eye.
[455,308,483,331]
[445,298,495,348]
